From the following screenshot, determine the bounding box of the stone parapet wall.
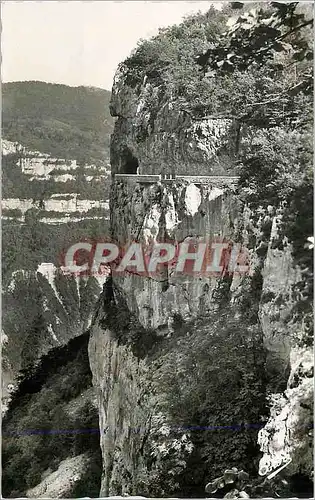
[114,173,239,186]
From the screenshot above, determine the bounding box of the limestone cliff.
[2,265,106,413]
[110,177,241,330]
[88,55,312,497]
[2,82,113,498]
[110,64,237,177]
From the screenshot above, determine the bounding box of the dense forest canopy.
[123,2,312,118]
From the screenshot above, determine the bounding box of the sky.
[1,1,222,91]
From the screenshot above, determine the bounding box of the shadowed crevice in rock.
[121,146,139,174]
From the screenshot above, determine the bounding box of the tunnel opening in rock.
[121,147,139,174]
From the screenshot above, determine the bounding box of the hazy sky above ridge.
[2,1,222,90]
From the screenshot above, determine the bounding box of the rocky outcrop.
[258,217,304,389]
[258,346,313,478]
[2,139,110,179]
[1,139,110,224]
[88,319,153,497]
[89,68,258,494]
[110,64,238,177]
[2,265,106,412]
[2,196,109,215]
[88,36,313,499]
[26,453,91,498]
[90,192,313,495]
[110,177,242,330]
[257,218,313,480]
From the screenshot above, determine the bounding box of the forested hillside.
[2,81,113,282]
[2,81,114,165]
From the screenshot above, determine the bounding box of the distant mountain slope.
[2,81,114,165]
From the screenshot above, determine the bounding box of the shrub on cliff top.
[123,5,227,92]
[122,2,312,120]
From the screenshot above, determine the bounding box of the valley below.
[2,82,114,497]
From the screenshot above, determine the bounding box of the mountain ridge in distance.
[2,80,114,166]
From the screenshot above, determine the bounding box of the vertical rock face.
[257,218,313,479]
[110,178,241,330]
[110,63,237,176]
[89,64,312,497]
[2,266,106,413]
[90,176,248,496]
[258,346,313,478]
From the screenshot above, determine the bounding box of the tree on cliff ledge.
[199,2,313,79]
